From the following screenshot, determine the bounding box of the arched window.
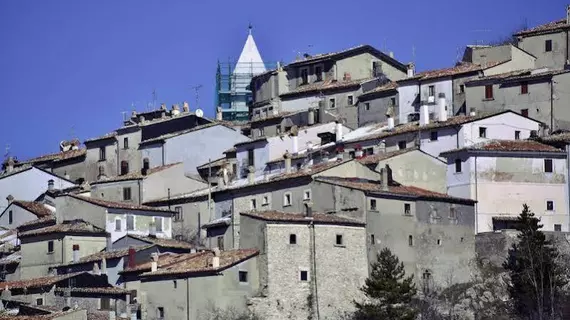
[120,161,129,175]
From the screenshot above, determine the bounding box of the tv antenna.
[151,89,157,110]
[191,85,203,109]
[471,29,492,45]
[4,144,10,159]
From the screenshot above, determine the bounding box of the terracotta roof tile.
[12,201,52,218]
[84,132,117,143]
[18,219,108,238]
[538,132,570,143]
[140,249,258,277]
[515,18,570,36]
[18,149,86,165]
[466,68,570,86]
[281,78,372,97]
[440,140,563,156]
[128,234,197,250]
[0,272,84,290]
[54,286,131,295]
[356,148,418,165]
[359,81,398,99]
[56,245,155,267]
[90,162,182,184]
[121,251,207,273]
[406,63,486,81]
[67,194,174,213]
[241,210,365,226]
[139,123,222,144]
[196,157,229,170]
[0,311,82,320]
[17,215,56,230]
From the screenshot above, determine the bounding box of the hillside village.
[2,5,570,320]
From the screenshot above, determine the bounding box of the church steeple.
[233,24,266,76]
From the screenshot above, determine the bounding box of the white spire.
[233,25,266,76]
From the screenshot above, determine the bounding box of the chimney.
[389,51,394,58]
[127,247,136,269]
[141,160,149,176]
[48,179,55,191]
[160,103,166,111]
[216,107,223,121]
[211,248,221,268]
[148,221,157,238]
[101,257,107,274]
[93,262,101,275]
[247,166,255,184]
[307,108,315,126]
[284,152,292,174]
[292,135,299,154]
[72,244,80,263]
[387,116,395,130]
[217,170,224,187]
[335,121,343,142]
[171,104,181,116]
[438,93,447,122]
[182,101,190,113]
[305,202,313,217]
[5,195,13,205]
[407,62,415,78]
[5,157,14,173]
[138,115,145,123]
[106,236,113,251]
[150,252,159,272]
[381,167,389,191]
[131,110,137,119]
[419,101,429,126]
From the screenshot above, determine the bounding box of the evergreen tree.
[503,204,567,320]
[353,247,417,320]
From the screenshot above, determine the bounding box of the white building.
[440,140,568,233]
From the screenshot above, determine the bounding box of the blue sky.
[0,0,565,160]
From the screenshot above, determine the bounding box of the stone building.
[240,210,368,320]
[310,166,477,290]
[514,6,570,70]
[441,139,568,233]
[465,68,570,131]
[13,143,86,184]
[357,81,398,127]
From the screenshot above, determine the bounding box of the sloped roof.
[241,210,365,226]
[280,78,373,97]
[121,251,207,274]
[84,131,117,143]
[466,68,570,86]
[515,18,570,36]
[56,245,155,267]
[11,201,52,218]
[90,162,182,185]
[18,219,108,238]
[53,286,131,295]
[17,149,86,165]
[0,272,84,290]
[17,215,56,230]
[127,234,196,250]
[67,194,174,213]
[356,148,420,165]
[440,140,564,156]
[359,81,398,99]
[139,123,223,145]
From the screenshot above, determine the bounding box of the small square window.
[515,131,521,140]
[428,85,435,97]
[36,298,43,306]
[479,127,487,138]
[48,241,54,253]
[336,234,343,246]
[289,234,297,244]
[390,97,396,106]
[347,95,354,106]
[99,147,106,161]
[547,201,554,211]
[262,196,269,206]
[398,141,406,150]
[365,102,370,111]
[404,203,411,215]
[115,219,121,231]
[370,199,377,211]
[459,84,465,93]
[250,199,257,210]
[455,159,462,173]
[555,224,562,232]
[174,206,183,221]
[329,98,336,109]
[100,297,111,310]
[303,190,311,201]
[521,82,528,94]
[123,187,132,201]
[284,193,292,207]
[239,271,248,283]
[430,131,438,141]
[123,137,129,149]
[545,39,552,52]
[544,159,553,173]
[521,109,529,117]
[300,270,308,281]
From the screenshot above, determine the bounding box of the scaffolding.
[215,60,278,121]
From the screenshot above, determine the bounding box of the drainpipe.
[474,156,479,234]
[550,79,554,134]
[309,221,320,320]
[186,278,190,320]
[161,144,166,166]
[137,180,142,206]
[566,145,570,231]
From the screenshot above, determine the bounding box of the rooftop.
[196,157,230,170]
[56,245,155,267]
[0,272,84,290]
[90,162,182,184]
[84,131,118,143]
[356,148,419,165]
[359,81,398,99]
[11,201,53,217]
[18,219,108,238]
[537,132,570,143]
[139,122,224,145]
[53,286,131,295]
[241,210,365,226]
[121,251,208,273]
[404,62,485,82]
[17,149,86,165]
[440,140,563,156]
[515,18,570,36]
[17,215,56,230]
[280,78,373,97]
[0,311,84,320]
[67,194,174,213]
[140,249,258,277]
[466,68,570,86]
[126,234,197,250]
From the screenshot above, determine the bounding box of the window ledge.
[98,159,107,162]
[369,209,378,212]
[482,98,495,101]
[47,252,54,255]
[283,204,292,207]
[334,244,346,248]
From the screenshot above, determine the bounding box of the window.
[284,193,292,207]
[547,201,554,211]
[300,270,308,281]
[484,85,493,100]
[370,234,375,244]
[127,215,134,231]
[329,98,336,109]
[262,195,269,206]
[479,127,487,138]
[123,187,132,201]
[142,158,150,170]
[521,82,528,94]
[390,97,396,106]
[428,85,435,98]
[449,206,456,219]
[408,235,413,246]
[404,203,411,215]
[455,159,462,173]
[174,206,183,221]
[8,210,12,224]
[398,141,406,150]
[347,95,354,106]
[303,190,311,201]
[155,217,163,232]
[336,234,343,246]
[48,240,54,253]
[515,131,521,140]
[315,65,323,82]
[250,198,257,210]
[370,199,377,211]
[120,161,129,175]
[437,239,442,245]
[217,236,224,250]
[365,102,370,111]
[115,219,121,231]
[545,39,552,52]
[247,149,255,167]
[300,68,308,84]
[276,126,282,134]
[36,298,44,306]
[430,131,438,141]
[365,148,374,155]
[555,224,562,232]
[544,159,553,173]
[289,234,297,244]
[349,151,355,159]
[259,127,265,137]
[99,147,106,161]
[239,271,248,283]
[459,84,465,93]
[157,307,165,319]
[100,298,111,310]
[98,166,105,177]
[173,280,177,288]
[123,137,129,149]
[521,109,529,117]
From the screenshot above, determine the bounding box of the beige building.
[240,210,368,320]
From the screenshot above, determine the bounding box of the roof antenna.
[4,144,10,160]
[151,89,157,110]
[191,85,203,109]
[248,23,252,35]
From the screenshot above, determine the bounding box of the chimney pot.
[5,157,15,173]
[6,195,13,205]
[419,102,429,126]
[307,109,315,126]
[127,247,136,269]
[211,256,220,268]
[48,179,55,191]
[182,101,190,113]
[149,221,157,238]
[72,244,80,263]
[247,166,255,184]
[387,117,395,130]
[160,103,166,111]
[407,62,415,78]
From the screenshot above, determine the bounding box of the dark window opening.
[300,68,308,84]
[428,85,435,97]
[515,131,521,140]
[127,215,134,231]
[99,147,106,161]
[485,85,493,100]
[155,217,163,232]
[365,103,370,111]
[347,95,354,106]
[555,224,562,232]
[390,97,396,106]
[120,161,129,175]
[455,159,462,173]
[398,141,406,150]
[100,298,111,310]
[521,109,529,117]
[48,241,54,253]
[370,199,377,211]
[123,137,129,149]
[521,82,528,94]
[36,298,44,306]
[239,271,248,283]
[408,235,413,246]
[300,271,308,281]
[315,66,323,82]
[217,236,224,250]
[547,201,554,211]
[158,307,165,319]
[174,206,183,221]
[329,98,336,109]
[336,234,343,246]
[247,149,255,167]
[289,234,297,244]
[404,203,411,215]
[545,39,552,52]
[459,84,465,93]
[544,159,553,173]
[8,210,12,224]
[479,127,487,138]
[430,131,438,141]
[143,158,150,170]
[123,187,132,201]
[115,219,121,231]
[370,234,375,244]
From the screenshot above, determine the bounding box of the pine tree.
[353,247,417,320]
[503,204,567,320]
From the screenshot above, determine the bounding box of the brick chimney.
[127,247,136,269]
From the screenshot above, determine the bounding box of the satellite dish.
[195,109,204,118]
